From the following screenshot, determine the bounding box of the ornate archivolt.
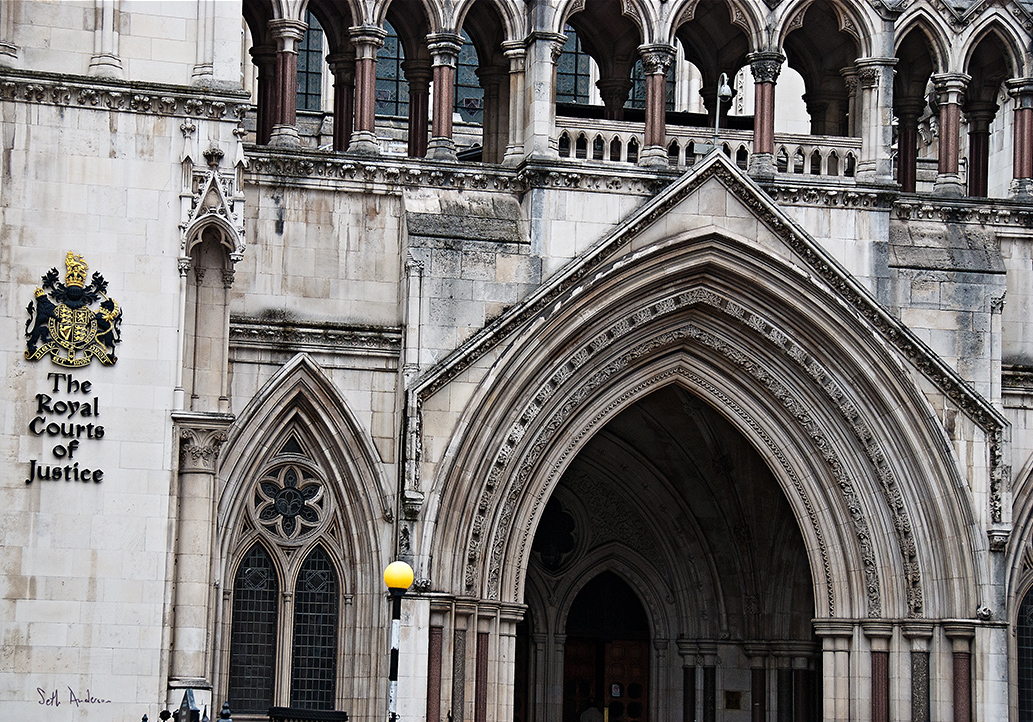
[433,244,982,621]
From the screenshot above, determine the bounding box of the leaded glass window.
[1020,586,1033,720]
[556,25,591,105]
[376,22,408,118]
[228,544,279,714]
[626,59,675,112]
[290,547,339,709]
[454,31,482,124]
[296,12,323,112]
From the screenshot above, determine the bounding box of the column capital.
[249,43,277,70]
[747,52,784,84]
[638,43,676,75]
[527,30,568,62]
[812,619,855,638]
[931,72,971,100]
[327,51,356,76]
[267,18,308,51]
[1007,78,1033,106]
[855,56,897,89]
[427,32,464,66]
[402,59,433,87]
[174,412,234,473]
[349,25,387,59]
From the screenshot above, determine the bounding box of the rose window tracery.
[253,463,326,540]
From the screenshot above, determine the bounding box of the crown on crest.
[64,251,88,288]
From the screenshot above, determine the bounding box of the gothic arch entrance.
[517,383,818,722]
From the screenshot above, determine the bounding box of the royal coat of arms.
[25,252,122,367]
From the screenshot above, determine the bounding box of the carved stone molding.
[177,416,233,473]
[245,150,676,197]
[465,285,939,617]
[229,315,402,357]
[894,199,1033,227]
[0,68,249,123]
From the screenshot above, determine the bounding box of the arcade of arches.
[242,0,1033,198]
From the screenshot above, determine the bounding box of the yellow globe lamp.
[383,560,414,593]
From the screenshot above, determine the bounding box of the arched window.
[228,544,279,714]
[296,12,323,112]
[1019,586,1033,718]
[376,22,408,118]
[226,433,344,713]
[455,30,483,124]
[556,25,592,105]
[290,547,339,709]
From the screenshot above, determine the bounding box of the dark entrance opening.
[563,572,649,722]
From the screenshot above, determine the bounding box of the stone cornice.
[244,147,678,196]
[894,196,1033,226]
[229,315,402,357]
[0,67,250,122]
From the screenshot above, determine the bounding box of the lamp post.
[383,561,414,722]
[712,72,733,150]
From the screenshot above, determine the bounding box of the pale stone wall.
[0,98,216,717]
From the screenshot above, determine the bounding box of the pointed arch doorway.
[516,383,819,722]
[563,573,650,722]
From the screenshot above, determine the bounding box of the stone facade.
[2,1,1033,722]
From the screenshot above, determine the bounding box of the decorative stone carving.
[179,427,228,472]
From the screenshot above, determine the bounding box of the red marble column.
[477,65,505,163]
[428,33,463,161]
[249,44,277,145]
[748,51,783,178]
[863,622,892,722]
[475,631,489,722]
[327,52,355,152]
[1008,79,1033,197]
[944,623,974,722]
[427,625,443,722]
[932,73,970,195]
[402,60,432,158]
[966,100,998,197]
[267,18,307,146]
[895,98,925,192]
[638,44,675,167]
[348,26,386,154]
[597,76,632,121]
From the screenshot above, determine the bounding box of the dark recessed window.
[556,25,592,105]
[376,22,409,118]
[296,12,323,112]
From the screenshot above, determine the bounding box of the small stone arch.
[666,0,765,51]
[894,10,951,75]
[776,0,876,58]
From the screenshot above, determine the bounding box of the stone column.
[931,73,971,196]
[854,57,897,184]
[902,622,933,722]
[862,622,892,722]
[191,0,237,86]
[477,66,506,163]
[427,33,464,161]
[745,646,767,722]
[348,26,387,155]
[638,44,676,167]
[676,639,697,722]
[191,0,215,83]
[700,642,718,722]
[525,31,566,159]
[748,52,783,179]
[944,623,974,722]
[327,51,356,152]
[1008,79,1033,198]
[402,60,432,158]
[502,42,527,166]
[267,18,307,147]
[250,45,277,145]
[168,415,232,704]
[841,68,859,137]
[597,77,633,121]
[814,621,852,721]
[896,98,926,192]
[89,0,122,78]
[966,100,998,197]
